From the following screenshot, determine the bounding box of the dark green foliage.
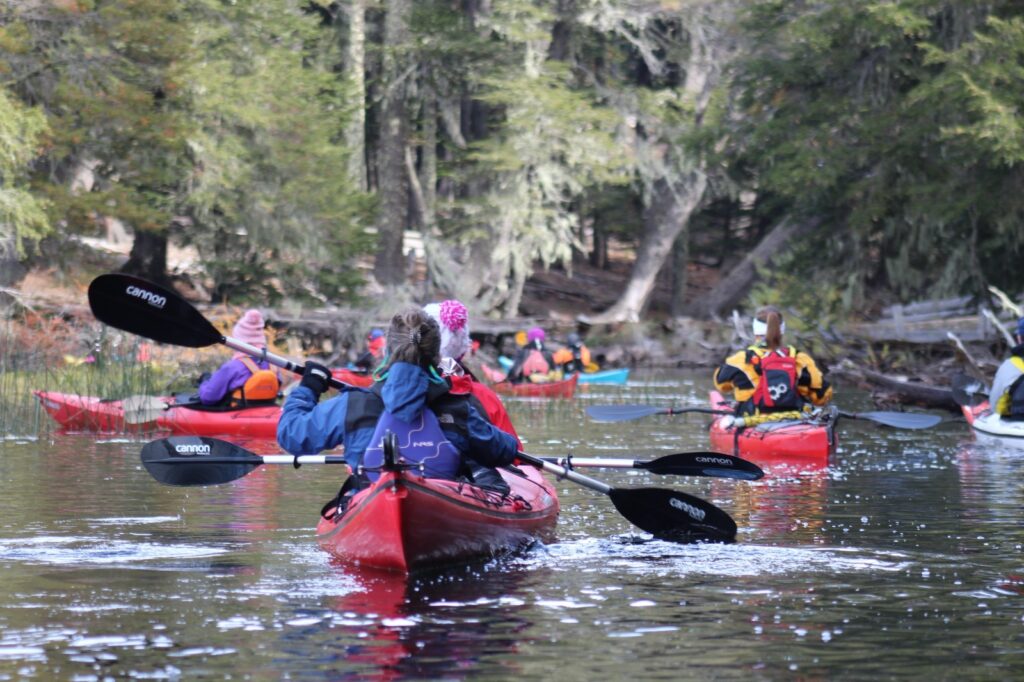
[726,0,1024,307]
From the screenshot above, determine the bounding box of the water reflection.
[2,370,1024,678]
[727,457,829,543]
[327,564,536,680]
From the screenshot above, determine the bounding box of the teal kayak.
[578,368,630,385]
[497,356,629,385]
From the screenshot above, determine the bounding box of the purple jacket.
[198,357,273,405]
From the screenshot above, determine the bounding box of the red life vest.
[521,349,551,377]
[750,347,801,411]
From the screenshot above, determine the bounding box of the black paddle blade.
[951,372,990,408]
[88,274,222,348]
[140,437,263,486]
[608,487,737,543]
[586,404,667,422]
[640,452,764,481]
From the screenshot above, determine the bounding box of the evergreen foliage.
[725,0,1024,307]
[1,0,1023,314]
[180,0,372,303]
[0,87,50,256]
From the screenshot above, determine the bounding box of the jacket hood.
[381,362,438,421]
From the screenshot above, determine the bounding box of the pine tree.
[0,87,50,285]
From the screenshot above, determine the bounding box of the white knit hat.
[423,300,471,360]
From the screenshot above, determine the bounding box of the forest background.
[2,0,1023,371]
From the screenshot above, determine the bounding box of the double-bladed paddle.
[87,273,358,392]
[588,402,941,430]
[141,437,739,543]
[538,452,763,481]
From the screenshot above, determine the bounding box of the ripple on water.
[510,535,914,579]
[0,535,227,566]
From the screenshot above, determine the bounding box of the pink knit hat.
[527,326,545,343]
[423,300,471,360]
[232,309,267,348]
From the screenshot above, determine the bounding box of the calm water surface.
[0,369,1021,679]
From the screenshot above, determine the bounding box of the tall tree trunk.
[591,224,607,269]
[669,226,689,318]
[120,230,169,286]
[419,83,437,229]
[583,2,736,323]
[374,0,410,286]
[343,0,367,191]
[0,237,27,289]
[683,217,821,318]
[582,175,705,323]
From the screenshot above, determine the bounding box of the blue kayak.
[497,356,629,385]
[577,368,630,385]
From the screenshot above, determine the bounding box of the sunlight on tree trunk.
[374,0,411,286]
[343,0,367,191]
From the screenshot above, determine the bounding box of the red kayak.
[34,391,281,439]
[331,368,374,388]
[316,464,559,573]
[480,364,578,398]
[708,390,838,463]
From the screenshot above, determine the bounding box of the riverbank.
[2,253,1016,416]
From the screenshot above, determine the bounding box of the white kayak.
[962,400,1024,439]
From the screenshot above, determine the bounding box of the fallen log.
[833,364,959,411]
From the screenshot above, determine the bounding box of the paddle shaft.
[585,404,732,423]
[146,454,348,466]
[545,456,652,469]
[518,453,610,494]
[223,335,357,391]
[537,452,764,480]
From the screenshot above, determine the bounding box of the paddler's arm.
[277,385,351,455]
[459,404,518,468]
[198,359,245,405]
[795,351,833,405]
[713,349,755,402]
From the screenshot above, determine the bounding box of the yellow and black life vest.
[995,356,1024,417]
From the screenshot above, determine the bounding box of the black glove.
[300,360,331,398]
[194,371,212,387]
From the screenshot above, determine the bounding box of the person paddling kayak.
[552,332,592,374]
[277,307,520,509]
[713,305,832,417]
[197,309,281,407]
[351,328,386,372]
[424,299,522,450]
[989,318,1024,420]
[506,326,559,383]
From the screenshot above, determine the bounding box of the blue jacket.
[277,362,518,470]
